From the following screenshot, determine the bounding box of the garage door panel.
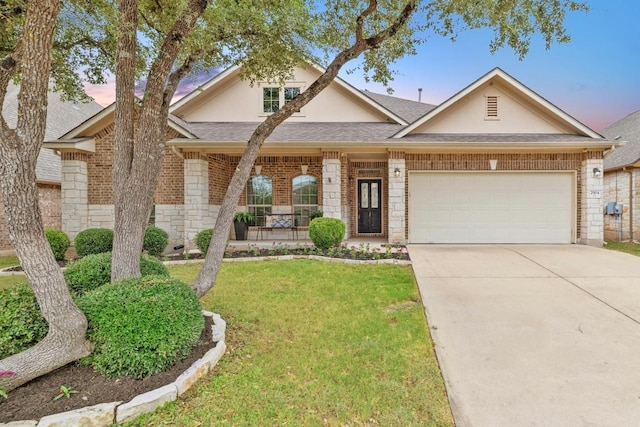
[409,172,574,244]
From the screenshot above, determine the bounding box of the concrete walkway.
[408,245,640,427]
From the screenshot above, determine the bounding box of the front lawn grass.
[0,254,19,270]
[604,241,640,257]
[129,260,453,426]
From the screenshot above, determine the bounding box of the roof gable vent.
[485,95,499,120]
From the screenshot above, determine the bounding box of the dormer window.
[262,86,302,114]
[485,95,499,120]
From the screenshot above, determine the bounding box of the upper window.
[247,175,272,226]
[292,175,318,226]
[262,86,302,113]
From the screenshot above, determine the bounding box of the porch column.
[322,151,342,220]
[61,152,88,241]
[579,155,604,246]
[388,152,406,244]
[183,152,209,250]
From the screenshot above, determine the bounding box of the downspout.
[171,145,184,159]
[624,167,634,241]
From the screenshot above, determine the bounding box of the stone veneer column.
[61,152,88,241]
[322,151,342,220]
[183,152,209,250]
[580,156,604,246]
[388,152,406,244]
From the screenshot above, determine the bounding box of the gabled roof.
[169,64,409,126]
[2,82,103,183]
[360,90,436,123]
[602,110,640,170]
[393,67,604,140]
[57,103,197,141]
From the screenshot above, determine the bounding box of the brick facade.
[0,183,61,251]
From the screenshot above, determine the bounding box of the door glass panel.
[371,183,379,209]
[361,183,369,208]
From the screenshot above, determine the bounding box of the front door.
[358,179,382,233]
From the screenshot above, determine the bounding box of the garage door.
[409,172,574,244]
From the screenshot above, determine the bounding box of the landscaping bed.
[0,316,213,423]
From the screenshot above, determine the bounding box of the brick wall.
[209,155,323,207]
[88,124,183,205]
[0,183,61,251]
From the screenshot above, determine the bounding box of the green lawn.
[0,255,26,290]
[604,241,640,257]
[128,260,453,426]
[0,254,19,270]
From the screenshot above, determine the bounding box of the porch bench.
[256,213,299,240]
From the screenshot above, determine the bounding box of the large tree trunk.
[111,0,209,282]
[191,1,418,297]
[0,0,92,391]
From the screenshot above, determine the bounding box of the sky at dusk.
[85,1,640,132]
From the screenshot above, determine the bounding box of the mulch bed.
[0,316,214,423]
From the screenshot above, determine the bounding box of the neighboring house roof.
[393,67,604,140]
[1,82,102,183]
[601,110,640,171]
[360,90,436,123]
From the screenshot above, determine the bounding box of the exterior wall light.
[593,167,602,177]
[394,168,401,178]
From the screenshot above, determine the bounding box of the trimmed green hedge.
[143,226,169,257]
[309,217,345,250]
[64,252,169,297]
[45,228,70,261]
[195,229,214,255]
[0,284,48,359]
[74,228,113,257]
[77,276,204,378]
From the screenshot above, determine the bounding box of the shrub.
[309,217,346,250]
[74,228,113,257]
[0,284,48,359]
[195,229,214,254]
[45,228,70,261]
[143,226,169,257]
[64,252,169,297]
[309,210,323,222]
[77,276,204,378]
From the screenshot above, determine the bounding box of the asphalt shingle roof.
[360,90,436,123]
[1,83,103,183]
[601,110,640,170]
[185,122,404,142]
[401,133,599,143]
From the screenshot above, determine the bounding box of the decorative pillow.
[273,218,292,228]
[265,215,274,227]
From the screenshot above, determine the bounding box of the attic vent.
[485,95,499,119]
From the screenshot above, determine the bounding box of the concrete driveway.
[408,245,640,427]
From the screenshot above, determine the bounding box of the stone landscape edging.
[0,311,226,427]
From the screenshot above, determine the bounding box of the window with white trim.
[262,86,302,113]
[247,175,272,226]
[292,175,317,226]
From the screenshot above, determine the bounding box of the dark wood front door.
[358,179,382,233]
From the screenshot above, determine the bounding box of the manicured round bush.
[45,228,70,261]
[309,217,346,250]
[143,226,169,257]
[64,252,169,297]
[77,276,204,378]
[74,228,114,257]
[195,229,214,254]
[0,284,48,359]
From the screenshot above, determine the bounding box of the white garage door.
[409,172,574,244]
